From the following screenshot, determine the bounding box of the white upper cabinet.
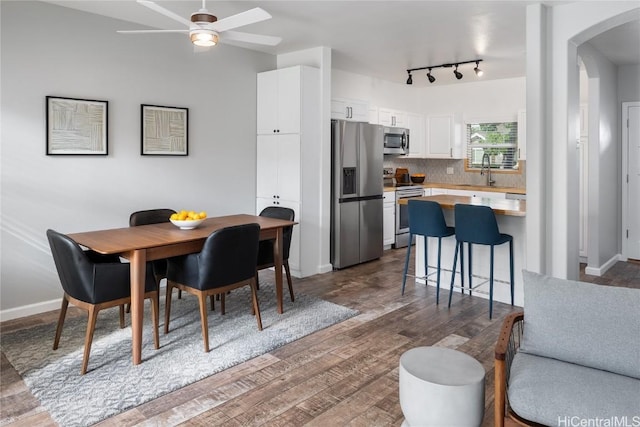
[331,98,369,122]
[425,115,454,158]
[406,113,425,157]
[517,109,527,160]
[257,67,300,135]
[378,108,406,127]
[369,106,379,124]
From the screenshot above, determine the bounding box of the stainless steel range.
[394,185,425,248]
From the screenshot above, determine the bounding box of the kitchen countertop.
[384,183,526,195]
[398,194,526,217]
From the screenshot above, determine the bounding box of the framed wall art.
[141,104,188,156]
[46,96,108,155]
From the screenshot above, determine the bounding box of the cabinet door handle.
[450,148,452,157]
[518,148,521,159]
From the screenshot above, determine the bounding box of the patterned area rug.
[1,282,358,426]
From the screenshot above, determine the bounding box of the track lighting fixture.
[405,59,483,84]
[474,60,483,77]
[453,65,463,80]
[427,68,435,83]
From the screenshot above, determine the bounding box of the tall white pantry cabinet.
[256,65,321,278]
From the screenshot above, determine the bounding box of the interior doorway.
[622,102,640,260]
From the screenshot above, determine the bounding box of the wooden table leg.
[274,228,284,314]
[130,249,146,365]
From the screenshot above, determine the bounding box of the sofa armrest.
[494,311,524,427]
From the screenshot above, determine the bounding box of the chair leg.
[461,242,466,294]
[81,306,99,375]
[178,289,182,300]
[150,292,159,350]
[125,303,130,314]
[210,295,215,312]
[164,281,174,334]
[255,272,260,290]
[53,295,69,350]
[468,243,473,295]
[401,233,413,295]
[423,235,428,286]
[285,260,294,302]
[220,293,226,315]
[448,241,459,308]
[436,238,442,305]
[489,246,495,319]
[197,293,210,352]
[119,305,125,329]
[509,240,515,306]
[250,279,263,331]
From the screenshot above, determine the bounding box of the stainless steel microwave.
[383,126,410,155]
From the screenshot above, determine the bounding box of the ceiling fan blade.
[222,31,281,46]
[117,29,188,34]
[137,0,192,28]
[211,8,271,32]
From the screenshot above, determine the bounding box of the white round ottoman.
[399,346,485,427]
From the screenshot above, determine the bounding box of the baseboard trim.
[584,254,621,277]
[317,264,333,274]
[0,298,62,322]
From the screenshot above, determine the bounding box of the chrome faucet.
[480,153,496,186]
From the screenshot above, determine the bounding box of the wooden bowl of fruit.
[410,174,425,184]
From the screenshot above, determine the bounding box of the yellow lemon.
[170,213,178,220]
[199,211,207,218]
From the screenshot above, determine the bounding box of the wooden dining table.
[68,214,296,365]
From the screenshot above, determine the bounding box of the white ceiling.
[43,1,640,87]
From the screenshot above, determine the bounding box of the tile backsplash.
[384,158,526,189]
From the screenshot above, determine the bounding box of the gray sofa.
[494,270,640,426]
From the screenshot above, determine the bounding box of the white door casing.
[623,102,640,260]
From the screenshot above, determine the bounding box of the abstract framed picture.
[46,96,108,155]
[141,104,188,156]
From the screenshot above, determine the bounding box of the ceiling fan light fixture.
[190,30,218,47]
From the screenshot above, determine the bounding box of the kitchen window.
[465,121,519,171]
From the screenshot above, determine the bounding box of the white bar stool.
[399,346,485,427]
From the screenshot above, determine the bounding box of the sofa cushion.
[520,270,640,379]
[508,352,640,425]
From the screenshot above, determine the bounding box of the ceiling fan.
[117,0,281,48]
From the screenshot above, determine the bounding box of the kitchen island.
[400,195,526,307]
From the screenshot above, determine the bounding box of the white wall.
[579,42,621,273]
[0,1,276,318]
[332,69,525,122]
[618,64,640,103]
[526,2,639,279]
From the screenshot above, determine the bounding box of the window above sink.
[465,121,521,173]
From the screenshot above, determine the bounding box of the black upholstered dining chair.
[46,229,159,375]
[256,206,296,302]
[164,223,262,352]
[129,208,177,286]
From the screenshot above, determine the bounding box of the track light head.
[427,69,436,83]
[453,65,463,80]
[406,71,413,85]
[474,61,483,77]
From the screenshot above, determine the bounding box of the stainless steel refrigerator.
[331,119,384,269]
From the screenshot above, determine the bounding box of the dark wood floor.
[1,250,638,426]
